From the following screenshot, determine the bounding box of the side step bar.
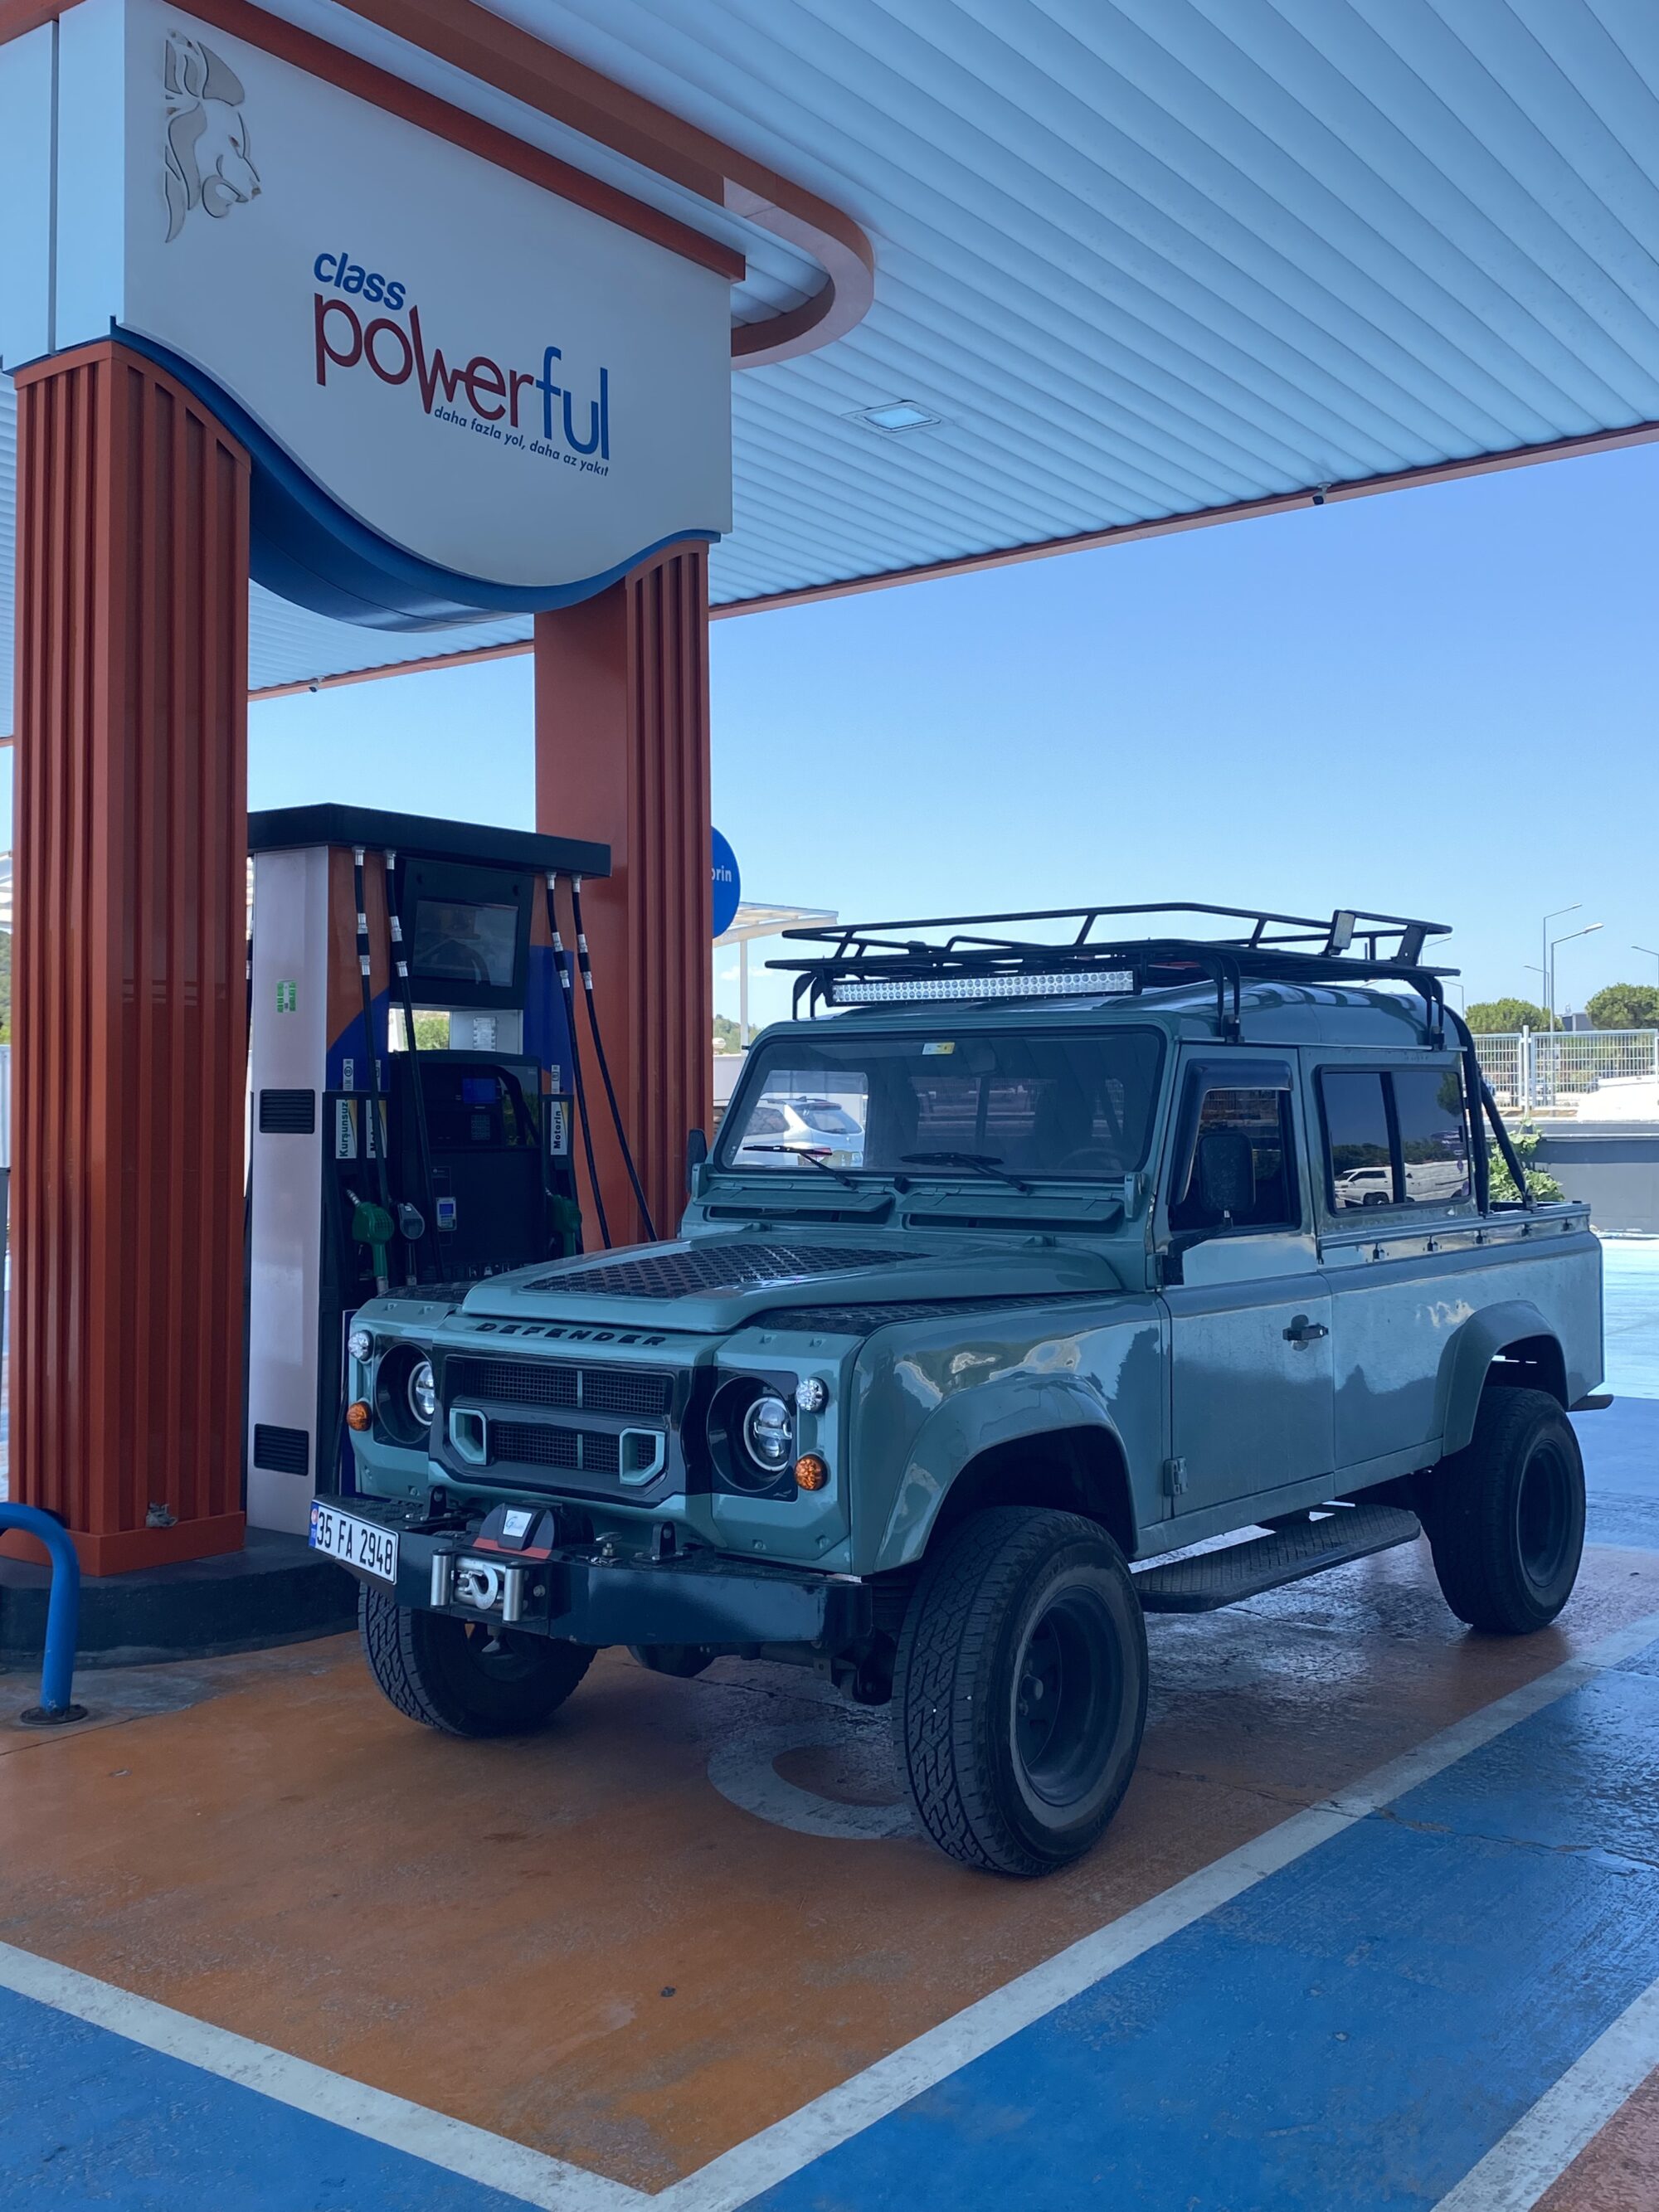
[1134,1503,1422,1614]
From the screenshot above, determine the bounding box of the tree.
[713,1013,742,1052]
[1466,996,1550,1033]
[1586,982,1659,1032]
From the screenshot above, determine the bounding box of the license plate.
[309,1502,398,1585]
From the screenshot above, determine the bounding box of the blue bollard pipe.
[0,1504,88,1726]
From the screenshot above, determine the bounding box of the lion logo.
[163,32,260,241]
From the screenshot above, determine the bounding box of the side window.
[1321,1070,1394,1210]
[1319,1065,1472,1211]
[1169,1083,1299,1235]
[1394,1066,1472,1207]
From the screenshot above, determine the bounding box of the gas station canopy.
[6,0,1659,721]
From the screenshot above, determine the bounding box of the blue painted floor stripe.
[744,1642,1659,2212]
[1578,1395,1659,1552]
[0,1986,541,2212]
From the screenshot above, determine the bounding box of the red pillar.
[7,341,251,1574]
[533,542,713,1247]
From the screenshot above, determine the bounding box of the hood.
[460,1230,1123,1334]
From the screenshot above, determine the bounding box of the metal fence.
[1472,1029,1659,1113]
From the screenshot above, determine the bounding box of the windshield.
[719,1028,1164,1180]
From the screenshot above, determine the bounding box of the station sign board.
[711,828,742,939]
[2,0,733,621]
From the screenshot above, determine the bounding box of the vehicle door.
[1156,1051,1335,1519]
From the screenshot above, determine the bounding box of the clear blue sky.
[225,437,1655,1033]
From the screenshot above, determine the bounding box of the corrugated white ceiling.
[5,0,1659,722]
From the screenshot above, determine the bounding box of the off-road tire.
[1426,1387,1585,1634]
[359,1587,593,1736]
[893,1507,1147,1877]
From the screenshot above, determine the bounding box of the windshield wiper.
[743,1144,860,1190]
[901,1150,1033,1194]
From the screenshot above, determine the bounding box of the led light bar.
[830,970,1136,1005]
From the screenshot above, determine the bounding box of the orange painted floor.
[1540,2069,1659,2212]
[6,1534,1659,2197]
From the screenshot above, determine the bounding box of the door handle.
[1283,1315,1329,1346]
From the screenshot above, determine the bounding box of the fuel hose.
[546,873,610,1251]
[385,848,439,1280]
[352,844,394,1288]
[568,874,658,1244]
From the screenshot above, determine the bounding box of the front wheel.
[1426,1388,1585,1634]
[893,1508,1148,1876]
[359,1587,593,1736]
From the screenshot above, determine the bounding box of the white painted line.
[1433,1972,1659,2210]
[0,1939,645,2212]
[659,1609,1659,2212]
[707,1719,914,1841]
[9,1609,1659,2212]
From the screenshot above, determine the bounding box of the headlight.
[348,1326,373,1364]
[408,1359,437,1427]
[741,1392,794,1473]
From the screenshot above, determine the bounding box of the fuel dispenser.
[245,805,611,1535]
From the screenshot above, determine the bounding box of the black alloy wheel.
[895,1506,1148,1876]
[1425,1386,1586,1635]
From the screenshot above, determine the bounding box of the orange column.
[7,341,251,1574]
[533,542,712,1247]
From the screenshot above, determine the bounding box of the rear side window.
[1319,1065,1471,1212]
[1394,1067,1472,1207]
[1323,1072,1393,1210]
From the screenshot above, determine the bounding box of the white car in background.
[1335,1158,1470,1208]
[1334,1164,1394,1208]
[730,1095,866,1168]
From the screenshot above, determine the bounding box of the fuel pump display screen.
[411,898,518,989]
[399,857,535,1009]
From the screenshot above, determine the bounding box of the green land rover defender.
[319,905,1603,1874]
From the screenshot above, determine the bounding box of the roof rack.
[770,902,1454,1036]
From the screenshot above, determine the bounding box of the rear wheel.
[894,1507,1147,1876]
[1426,1387,1585,1634]
[359,1587,593,1736]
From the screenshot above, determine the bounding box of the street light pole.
[1636,945,1659,991]
[1549,921,1602,1033]
[1541,904,1579,1030]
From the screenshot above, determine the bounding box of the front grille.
[445,1358,672,1418]
[526,1242,907,1300]
[493,1422,620,1476]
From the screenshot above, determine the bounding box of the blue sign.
[711,827,742,939]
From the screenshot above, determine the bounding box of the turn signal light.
[346,1401,372,1432]
[795,1454,829,1491]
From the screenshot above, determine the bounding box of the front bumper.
[324,1501,872,1652]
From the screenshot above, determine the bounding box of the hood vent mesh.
[524,1242,912,1300]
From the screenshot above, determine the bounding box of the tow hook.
[455,1561,503,1611]
[435,1554,528,1624]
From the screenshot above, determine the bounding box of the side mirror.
[685,1126,709,1197]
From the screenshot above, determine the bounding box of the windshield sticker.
[922,1042,956,1056]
